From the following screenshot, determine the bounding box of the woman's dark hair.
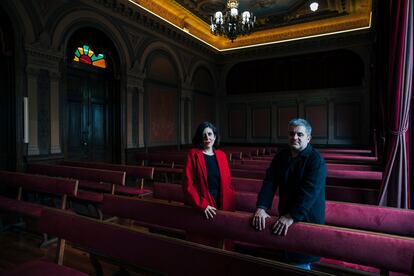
[192,122,220,149]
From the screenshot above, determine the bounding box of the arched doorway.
[65,27,120,162]
[0,7,15,170]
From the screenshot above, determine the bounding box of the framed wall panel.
[252,106,271,138]
[147,83,178,144]
[193,93,215,132]
[277,106,297,139]
[334,102,361,139]
[228,105,247,138]
[305,104,327,139]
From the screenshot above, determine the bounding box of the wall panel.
[147,83,178,144]
[193,93,215,129]
[334,102,361,139]
[252,106,271,138]
[228,105,247,138]
[305,104,327,139]
[278,106,297,139]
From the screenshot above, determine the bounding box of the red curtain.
[379,0,413,208]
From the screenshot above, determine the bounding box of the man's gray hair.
[288,118,312,136]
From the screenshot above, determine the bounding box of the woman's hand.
[204,205,217,219]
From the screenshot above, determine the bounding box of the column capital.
[181,86,192,100]
[26,66,40,77]
[25,44,63,71]
[50,71,61,80]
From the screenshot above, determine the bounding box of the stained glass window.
[73,45,107,69]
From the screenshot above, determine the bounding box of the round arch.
[189,61,218,89]
[139,41,184,84]
[0,1,36,44]
[50,10,131,69]
[61,24,124,162]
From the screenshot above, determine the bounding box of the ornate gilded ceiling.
[129,0,372,51]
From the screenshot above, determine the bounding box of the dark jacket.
[256,144,326,263]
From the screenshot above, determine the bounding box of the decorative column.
[126,71,145,149]
[328,98,335,144]
[180,84,192,145]
[271,103,278,144]
[126,86,134,149]
[137,86,145,148]
[50,71,61,154]
[25,43,63,157]
[26,66,40,156]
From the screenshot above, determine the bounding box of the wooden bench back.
[102,195,414,275]
[152,182,414,237]
[0,171,78,197]
[136,152,186,168]
[60,161,154,180]
[231,177,379,205]
[38,208,317,276]
[59,161,153,189]
[28,163,126,186]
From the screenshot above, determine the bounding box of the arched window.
[73,44,106,68]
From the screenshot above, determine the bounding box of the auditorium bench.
[316,148,373,155]
[28,163,125,194]
[101,195,414,275]
[251,153,379,165]
[152,182,414,237]
[3,207,319,276]
[231,177,379,205]
[149,165,379,204]
[136,152,187,168]
[0,171,78,218]
[59,160,153,196]
[28,163,129,219]
[230,168,382,189]
[233,161,381,172]
[153,167,183,183]
[0,171,78,246]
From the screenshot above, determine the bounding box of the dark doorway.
[0,7,15,170]
[66,68,112,162]
[65,28,120,163]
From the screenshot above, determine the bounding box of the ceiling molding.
[129,0,372,52]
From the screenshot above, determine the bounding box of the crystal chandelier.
[210,0,256,42]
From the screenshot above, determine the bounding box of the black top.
[203,153,220,207]
[256,144,327,264]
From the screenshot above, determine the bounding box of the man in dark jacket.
[252,118,327,269]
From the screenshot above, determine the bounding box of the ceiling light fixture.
[210,0,256,42]
[309,2,319,12]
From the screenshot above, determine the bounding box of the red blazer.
[182,148,234,211]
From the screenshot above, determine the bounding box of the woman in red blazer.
[183,122,234,219]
